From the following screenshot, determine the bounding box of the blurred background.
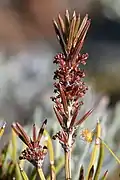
[0,0,120,179]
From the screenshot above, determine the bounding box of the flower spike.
[12,120,47,168]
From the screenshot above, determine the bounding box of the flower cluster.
[12,120,47,168]
[52,10,93,152]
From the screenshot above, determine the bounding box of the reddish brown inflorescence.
[52,10,93,152]
[12,120,47,168]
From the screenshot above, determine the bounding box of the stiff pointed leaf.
[33,124,37,142]
[65,9,70,38]
[19,166,29,180]
[73,14,88,47]
[86,122,101,179]
[11,129,17,161]
[101,170,108,180]
[37,168,46,180]
[53,105,63,128]
[73,13,81,40]
[101,138,120,164]
[59,84,68,115]
[37,119,47,143]
[65,9,70,25]
[67,11,77,53]
[72,19,91,63]
[44,130,56,180]
[75,108,94,126]
[70,106,79,127]
[7,161,15,176]
[94,141,104,180]
[12,123,30,147]
[53,20,67,56]
[15,163,22,180]
[58,14,66,40]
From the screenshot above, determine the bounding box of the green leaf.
[15,163,22,180]
[94,141,104,180]
[0,121,6,138]
[30,168,37,180]
[86,122,101,179]
[19,165,29,180]
[101,139,120,164]
[37,168,46,180]
[44,130,56,180]
[12,129,17,162]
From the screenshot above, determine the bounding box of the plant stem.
[65,150,71,180]
[37,168,46,180]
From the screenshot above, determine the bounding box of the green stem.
[37,168,46,180]
[65,150,71,180]
[101,139,120,164]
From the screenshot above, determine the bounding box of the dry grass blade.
[79,165,84,180]
[88,165,94,180]
[67,11,76,53]
[53,20,67,56]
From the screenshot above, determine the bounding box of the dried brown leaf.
[53,20,67,56]
[73,14,88,47]
[67,11,77,53]
[59,84,68,115]
[75,108,94,126]
[73,13,81,40]
[72,19,91,64]
[37,119,47,143]
[53,105,63,128]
